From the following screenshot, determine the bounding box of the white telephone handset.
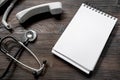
[16,2,62,23]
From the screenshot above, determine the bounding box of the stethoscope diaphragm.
[24,30,37,42]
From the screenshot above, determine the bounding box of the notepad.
[52,3,118,74]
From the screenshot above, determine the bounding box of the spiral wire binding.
[83,3,117,20]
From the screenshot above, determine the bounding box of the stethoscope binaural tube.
[0,38,28,79]
[0,30,46,79]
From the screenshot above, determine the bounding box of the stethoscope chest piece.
[24,30,37,42]
[0,30,47,79]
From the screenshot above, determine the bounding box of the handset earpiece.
[16,2,62,23]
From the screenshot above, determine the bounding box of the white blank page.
[52,3,118,74]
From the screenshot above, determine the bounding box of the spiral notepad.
[52,3,118,74]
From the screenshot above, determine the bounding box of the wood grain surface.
[0,0,120,80]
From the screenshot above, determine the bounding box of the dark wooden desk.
[0,0,120,80]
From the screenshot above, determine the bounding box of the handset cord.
[2,0,17,30]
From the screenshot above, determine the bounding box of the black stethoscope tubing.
[0,36,29,79]
[0,30,46,79]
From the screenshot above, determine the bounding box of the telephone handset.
[16,2,62,23]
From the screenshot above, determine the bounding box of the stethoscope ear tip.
[43,60,47,64]
[41,60,48,75]
[32,71,39,79]
[8,28,13,33]
[32,60,47,79]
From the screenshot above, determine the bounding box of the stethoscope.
[0,30,46,79]
[0,0,47,79]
